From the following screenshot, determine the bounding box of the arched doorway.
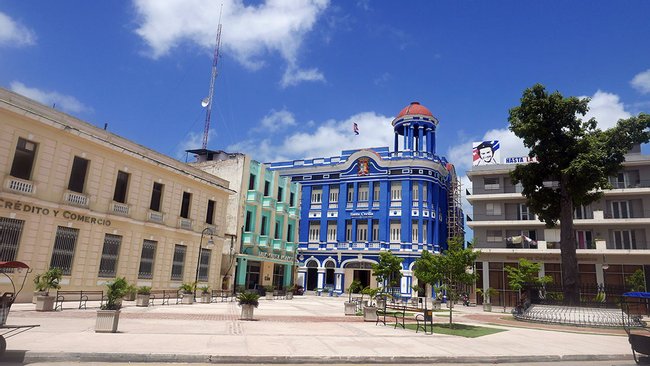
[306,260,318,290]
[324,261,335,288]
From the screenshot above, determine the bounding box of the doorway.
[353,270,370,288]
[306,260,318,290]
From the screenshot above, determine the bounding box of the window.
[311,188,322,204]
[274,221,280,239]
[171,244,186,281]
[309,222,320,242]
[248,174,256,190]
[206,200,215,224]
[113,171,130,203]
[518,204,532,220]
[486,230,502,242]
[244,210,253,232]
[198,248,211,281]
[575,230,593,249]
[422,184,428,202]
[273,263,285,289]
[180,192,192,219]
[390,221,401,243]
[412,184,419,201]
[329,186,339,202]
[611,201,630,219]
[289,192,295,207]
[264,180,271,196]
[10,137,37,180]
[138,240,157,279]
[327,222,337,242]
[391,182,402,201]
[49,226,79,275]
[613,230,635,249]
[68,156,89,193]
[373,184,380,201]
[357,223,368,242]
[261,216,268,236]
[0,217,24,263]
[277,186,283,202]
[574,205,592,219]
[150,182,164,212]
[486,203,501,216]
[347,184,354,202]
[372,220,379,241]
[412,220,418,243]
[358,183,369,201]
[422,222,428,244]
[98,234,121,278]
[345,220,352,241]
[287,223,293,242]
[484,177,499,190]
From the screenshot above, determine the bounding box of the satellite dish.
[201,97,210,108]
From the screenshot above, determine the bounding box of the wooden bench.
[210,290,234,302]
[54,290,104,311]
[149,289,182,306]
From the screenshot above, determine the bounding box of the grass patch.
[404,323,506,338]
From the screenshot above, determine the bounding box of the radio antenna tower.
[200,6,223,149]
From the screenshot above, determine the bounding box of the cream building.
[0,88,234,302]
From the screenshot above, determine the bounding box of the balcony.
[178,218,193,230]
[242,232,258,246]
[276,202,288,214]
[288,207,298,217]
[368,242,380,249]
[285,242,295,253]
[272,239,283,251]
[258,235,269,248]
[262,196,276,209]
[4,176,34,195]
[337,242,350,249]
[246,190,262,203]
[148,211,164,223]
[110,202,129,216]
[63,191,89,207]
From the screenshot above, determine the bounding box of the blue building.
[268,102,463,298]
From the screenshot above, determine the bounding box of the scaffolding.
[446,167,465,242]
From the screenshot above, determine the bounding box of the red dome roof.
[396,102,433,118]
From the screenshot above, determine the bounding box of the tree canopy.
[372,250,403,292]
[508,83,650,304]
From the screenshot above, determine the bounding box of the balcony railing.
[262,196,276,209]
[272,239,283,251]
[604,210,650,219]
[246,190,262,203]
[148,211,164,223]
[110,202,129,216]
[5,177,34,194]
[288,207,298,217]
[608,179,650,189]
[275,202,288,213]
[337,242,350,249]
[285,242,295,252]
[258,235,269,247]
[63,191,89,207]
[242,232,258,246]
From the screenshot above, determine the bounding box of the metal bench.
[210,290,233,302]
[149,289,181,306]
[54,290,104,311]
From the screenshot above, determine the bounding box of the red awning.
[0,261,30,269]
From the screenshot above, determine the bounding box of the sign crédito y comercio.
[0,197,112,226]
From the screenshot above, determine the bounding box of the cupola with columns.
[391,101,439,155]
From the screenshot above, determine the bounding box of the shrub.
[237,291,260,307]
[33,268,62,294]
[102,277,129,310]
[137,286,151,295]
[199,285,210,294]
[179,282,196,293]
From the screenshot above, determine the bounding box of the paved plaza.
[1,295,636,364]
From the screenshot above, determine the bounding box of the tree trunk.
[560,177,580,305]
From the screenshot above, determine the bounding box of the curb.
[20,352,633,364]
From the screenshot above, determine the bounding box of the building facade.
[0,88,233,302]
[269,102,463,298]
[468,147,650,307]
[189,150,300,292]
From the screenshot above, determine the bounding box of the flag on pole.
[353,122,359,135]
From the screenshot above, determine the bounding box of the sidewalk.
[2,296,634,364]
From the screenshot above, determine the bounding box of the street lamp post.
[195,227,215,300]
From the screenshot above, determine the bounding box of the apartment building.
[468,147,650,307]
[0,88,233,302]
[188,150,300,291]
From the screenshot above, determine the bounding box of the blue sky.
[2,1,650,192]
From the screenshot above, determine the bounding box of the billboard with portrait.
[472,140,500,166]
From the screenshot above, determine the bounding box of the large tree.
[372,250,403,293]
[413,237,479,326]
[508,84,650,305]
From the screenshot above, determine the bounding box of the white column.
[482,261,489,291]
[334,268,344,294]
[297,267,307,288]
[317,268,325,291]
[595,264,605,285]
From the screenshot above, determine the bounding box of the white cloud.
[259,108,296,132]
[580,90,631,130]
[175,129,218,160]
[0,11,36,47]
[132,0,329,86]
[631,69,650,94]
[10,82,91,114]
[227,111,393,162]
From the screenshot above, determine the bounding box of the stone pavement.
[0,295,635,364]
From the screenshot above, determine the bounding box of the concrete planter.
[286,292,293,300]
[344,302,357,315]
[376,298,386,309]
[240,304,255,320]
[123,292,136,301]
[201,293,212,303]
[35,295,54,312]
[95,310,120,333]
[483,303,492,312]
[136,294,150,307]
[181,293,194,304]
[32,291,47,304]
[363,306,378,322]
[266,293,273,300]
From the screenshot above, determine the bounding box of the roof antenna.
[200,4,224,150]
